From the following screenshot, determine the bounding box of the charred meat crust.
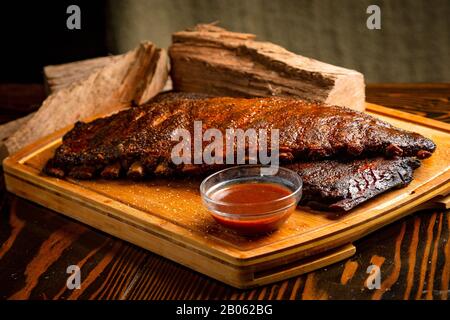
[286,157,421,211]
[44,94,435,180]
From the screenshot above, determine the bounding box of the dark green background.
[2,0,449,83]
[106,0,449,82]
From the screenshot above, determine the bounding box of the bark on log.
[44,56,173,95]
[0,113,35,144]
[44,55,119,94]
[169,24,365,111]
[1,41,169,158]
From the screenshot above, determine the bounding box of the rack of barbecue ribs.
[43,93,436,211]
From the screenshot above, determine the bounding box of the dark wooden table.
[0,83,449,300]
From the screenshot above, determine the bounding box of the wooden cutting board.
[3,103,450,288]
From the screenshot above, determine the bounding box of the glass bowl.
[200,165,302,235]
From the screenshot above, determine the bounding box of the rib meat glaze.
[43,94,436,210]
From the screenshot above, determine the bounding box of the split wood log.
[44,55,118,94]
[44,56,173,95]
[169,24,365,111]
[1,41,169,159]
[0,113,35,144]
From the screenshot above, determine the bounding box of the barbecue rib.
[287,157,420,211]
[44,94,435,180]
[43,94,434,210]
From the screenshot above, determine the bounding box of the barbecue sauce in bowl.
[200,166,303,235]
[209,182,296,234]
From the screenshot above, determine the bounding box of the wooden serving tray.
[3,103,450,288]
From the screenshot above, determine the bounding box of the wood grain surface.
[3,102,449,288]
[0,83,449,300]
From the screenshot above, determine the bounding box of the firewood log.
[44,55,119,94]
[169,24,365,111]
[1,42,168,159]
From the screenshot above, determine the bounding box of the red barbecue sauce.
[209,182,296,234]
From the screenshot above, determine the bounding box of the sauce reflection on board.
[208,182,297,234]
